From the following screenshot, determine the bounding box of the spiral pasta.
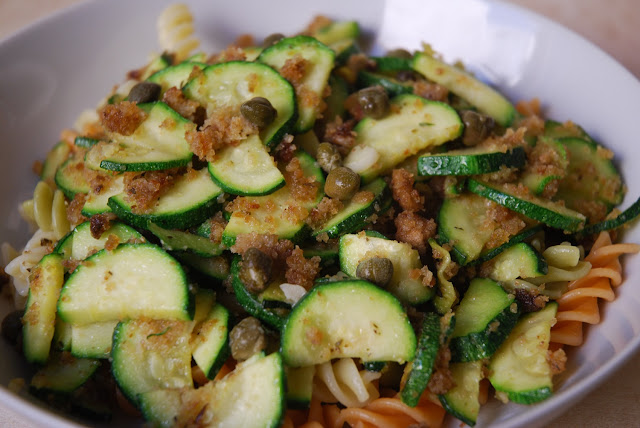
[335,395,446,428]
[157,3,200,62]
[550,232,640,346]
[20,181,71,240]
[312,358,381,408]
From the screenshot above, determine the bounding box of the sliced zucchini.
[23,254,65,364]
[55,157,90,200]
[280,280,416,367]
[139,352,284,428]
[450,278,520,363]
[520,138,568,195]
[84,102,193,172]
[146,61,207,94]
[148,222,223,257]
[401,312,449,406]
[489,302,557,404]
[140,53,172,80]
[192,303,230,380]
[339,232,434,305]
[312,178,391,239]
[371,56,412,72]
[259,35,335,133]
[343,94,462,182]
[286,365,315,409]
[323,75,349,121]
[483,242,547,282]
[583,195,640,234]
[81,175,124,217]
[472,224,542,265]
[312,20,360,47]
[439,361,484,426]
[468,178,586,232]
[74,136,101,149]
[417,146,525,176]
[30,352,101,393]
[230,256,287,331]
[208,134,284,196]
[57,243,192,325]
[223,151,324,247]
[412,52,516,127]
[55,220,143,261]
[357,70,414,98]
[41,141,72,182]
[437,193,496,265]
[112,318,193,405]
[108,168,223,230]
[183,61,296,147]
[555,137,624,217]
[174,253,229,281]
[70,320,118,359]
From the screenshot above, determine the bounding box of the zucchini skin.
[417,146,525,176]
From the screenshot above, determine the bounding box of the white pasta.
[312,358,381,408]
[23,181,71,240]
[157,3,200,62]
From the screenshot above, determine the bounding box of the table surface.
[1,1,639,427]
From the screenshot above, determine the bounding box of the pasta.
[157,3,200,62]
[3,6,640,428]
[551,232,640,347]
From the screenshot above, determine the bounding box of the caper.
[240,97,277,129]
[262,33,285,48]
[127,82,162,104]
[1,310,23,346]
[460,110,495,146]
[239,247,273,293]
[229,317,266,361]
[356,257,394,287]
[316,142,342,173]
[324,166,360,200]
[355,86,389,119]
[386,48,413,60]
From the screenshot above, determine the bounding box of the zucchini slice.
[357,70,414,98]
[343,94,462,182]
[489,302,557,404]
[112,318,193,406]
[70,320,118,359]
[468,178,586,232]
[417,146,525,176]
[139,352,284,428]
[412,52,517,127]
[183,61,296,147]
[312,178,391,239]
[483,242,548,282]
[192,303,230,380]
[57,243,192,325]
[41,141,72,182]
[23,253,65,364]
[84,102,193,172]
[259,35,335,133]
[449,278,520,363]
[472,224,542,265]
[520,138,568,195]
[30,352,101,393]
[286,365,315,409]
[108,168,223,230]
[81,175,124,217]
[55,157,90,200]
[146,61,207,94]
[439,361,484,426]
[55,220,143,261]
[208,134,284,196]
[339,232,434,305]
[148,222,223,257]
[280,280,416,367]
[223,151,324,247]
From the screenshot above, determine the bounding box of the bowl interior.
[1,0,639,427]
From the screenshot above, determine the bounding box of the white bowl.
[1,0,639,427]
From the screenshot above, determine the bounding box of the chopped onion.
[279,283,307,305]
[343,145,380,173]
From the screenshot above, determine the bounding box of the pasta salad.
[2,4,640,428]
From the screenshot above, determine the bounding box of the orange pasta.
[551,231,640,347]
[335,395,446,428]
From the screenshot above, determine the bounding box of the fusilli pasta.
[21,181,71,240]
[157,3,200,62]
[313,358,381,408]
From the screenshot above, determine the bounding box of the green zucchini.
[74,136,100,148]
[343,94,462,182]
[468,178,586,232]
[418,146,525,176]
[183,61,296,147]
[70,320,118,359]
[57,243,192,325]
[54,157,90,200]
[339,232,434,305]
[483,242,547,282]
[280,280,416,367]
[489,302,557,404]
[54,220,143,261]
[146,61,207,94]
[148,222,223,257]
[412,52,516,127]
[472,224,542,265]
[439,361,484,426]
[22,253,65,364]
[520,138,568,195]
[258,35,335,133]
[108,168,223,230]
[208,134,284,196]
[192,303,230,380]
[41,141,72,182]
[84,102,193,172]
[286,365,315,409]
[30,352,101,393]
[357,70,414,97]
[81,175,124,217]
[449,278,520,362]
